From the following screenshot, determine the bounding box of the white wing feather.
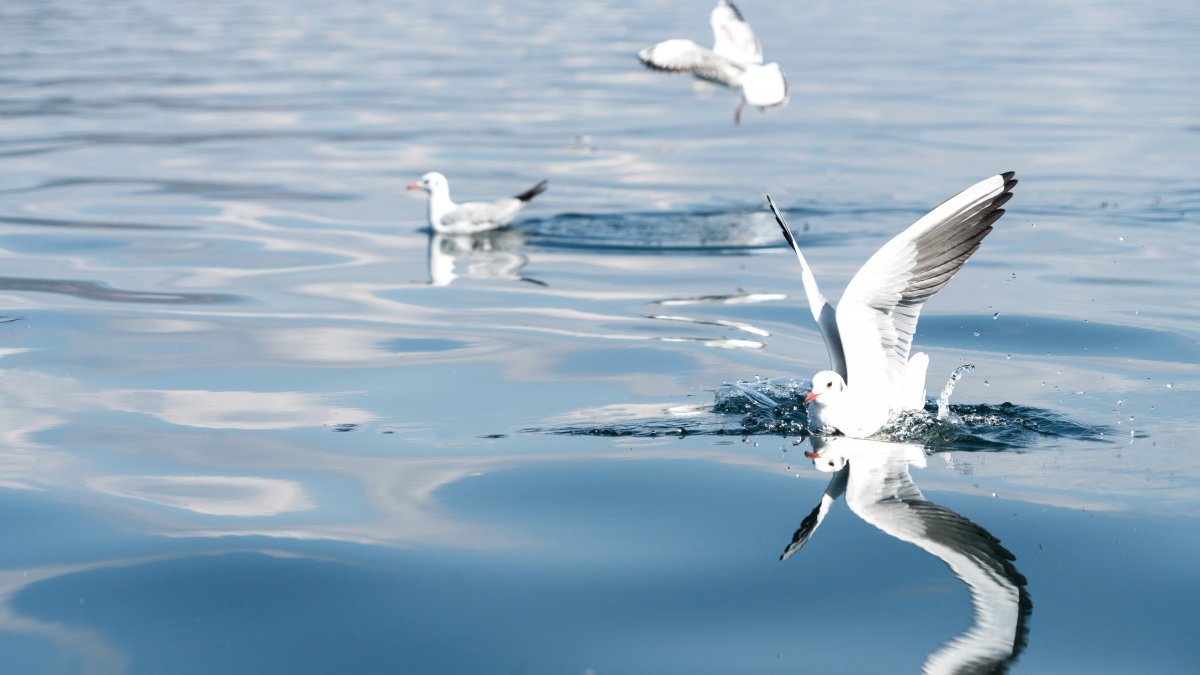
[709,0,762,65]
[836,172,1017,392]
[638,39,744,87]
[440,198,522,231]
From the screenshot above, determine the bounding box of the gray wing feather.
[837,173,1017,389]
[767,196,848,379]
[639,39,744,88]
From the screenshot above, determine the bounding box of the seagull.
[767,172,1017,438]
[782,437,1032,674]
[638,0,789,124]
[407,172,548,234]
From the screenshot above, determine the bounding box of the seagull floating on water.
[638,0,788,124]
[407,172,548,234]
[767,172,1018,438]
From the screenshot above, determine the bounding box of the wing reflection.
[425,230,545,287]
[783,437,1032,674]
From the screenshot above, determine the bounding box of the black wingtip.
[1001,171,1018,192]
[722,0,746,22]
[765,195,800,251]
[515,180,548,202]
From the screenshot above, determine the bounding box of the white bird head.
[805,370,846,407]
[407,171,448,194]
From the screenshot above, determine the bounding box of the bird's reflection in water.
[425,229,545,287]
[783,437,1032,674]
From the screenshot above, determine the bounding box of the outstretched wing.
[767,195,847,379]
[638,39,743,87]
[710,0,762,65]
[836,172,1017,391]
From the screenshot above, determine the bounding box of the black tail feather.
[514,180,549,202]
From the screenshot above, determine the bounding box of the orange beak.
[803,451,821,459]
[406,182,422,191]
[804,391,820,404]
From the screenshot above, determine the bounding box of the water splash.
[937,364,975,422]
[531,376,1111,451]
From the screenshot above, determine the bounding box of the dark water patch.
[0,176,352,202]
[382,337,466,353]
[0,277,240,304]
[1042,275,1175,287]
[522,209,801,252]
[0,215,190,230]
[0,128,414,150]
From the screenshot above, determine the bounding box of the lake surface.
[1,0,1198,672]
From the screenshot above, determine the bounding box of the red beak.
[804,392,820,404]
[803,451,821,459]
[406,182,422,190]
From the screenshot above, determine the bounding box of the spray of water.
[936,364,975,421]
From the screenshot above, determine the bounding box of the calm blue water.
[1,0,1198,672]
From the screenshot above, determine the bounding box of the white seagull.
[638,0,788,124]
[767,172,1017,438]
[407,172,548,234]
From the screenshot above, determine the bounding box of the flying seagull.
[638,0,789,124]
[767,172,1017,437]
[407,172,548,234]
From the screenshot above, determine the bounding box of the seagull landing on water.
[766,172,1018,438]
[407,172,548,234]
[638,0,788,124]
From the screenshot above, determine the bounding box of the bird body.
[408,172,548,234]
[768,172,1018,438]
[638,0,788,123]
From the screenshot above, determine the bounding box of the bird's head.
[804,371,845,407]
[407,171,447,194]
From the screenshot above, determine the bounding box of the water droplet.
[972,331,981,337]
